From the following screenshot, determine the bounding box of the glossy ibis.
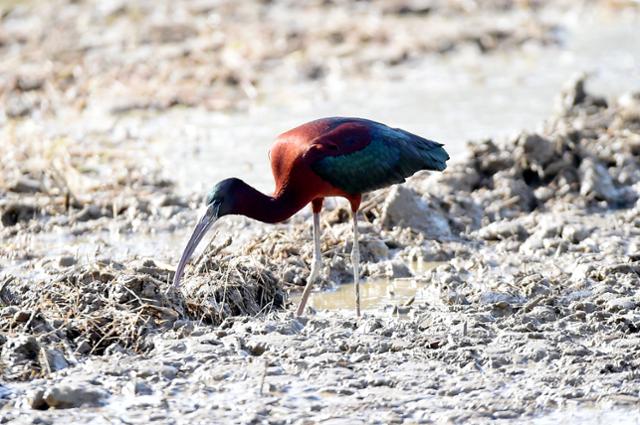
[172,117,449,317]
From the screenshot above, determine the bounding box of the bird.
[172,117,449,317]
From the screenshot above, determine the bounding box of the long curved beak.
[172,203,219,287]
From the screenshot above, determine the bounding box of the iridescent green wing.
[311,123,449,194]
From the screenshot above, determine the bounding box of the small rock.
[8,177,43,193]
[42,349,69,372]
[607,297,637,312]
[572,301,597,314]
[559,74,587,109]
[362,239,389,261]
[516,132,555,167]
[387,260,412,278]
[380,186,451,238]
[477,221,528,241]
[73,205,106,222]
[274,319,305,335]
[368,375,393,387]
[492,172,537,212]
[570,264,594,283]
[561,225,590,243]
[580,157,636,206]
[24,389,47,410]
[124,380,153,396]
[534,186,555,202]
[6,96,34,118]
[13,310,31,323]
[528,306,557,323]
[390,339,411,352]
[16,74,45,92]
[442,289,469,305]
[160,365,178,380]
[246,340,268,356]
[358,318,383,333]
[395,305,411,315]
[75,339,92,355]
[58,256,77,268]
[349,353,370,363]
[1,335,39,364]
[479,292,523,305]
[1,306,19,317]
[43,384,109,409]
[519,274,551,297]
[1,203,37,227]
[153,194,189,208]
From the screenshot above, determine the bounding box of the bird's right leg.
[296,200,323,316]
[351,210,361,318]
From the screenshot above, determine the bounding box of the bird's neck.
[232,180,309,224]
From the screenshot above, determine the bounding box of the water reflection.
[304,261,442,312]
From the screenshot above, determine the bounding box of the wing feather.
[310,120,449,194]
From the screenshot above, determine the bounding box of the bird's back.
[270,118,355,193]
[270,117,449,196]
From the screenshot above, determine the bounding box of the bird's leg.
[351,211,361,317]
[296,211,322,316]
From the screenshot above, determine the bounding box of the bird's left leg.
[351,210,361,317]
[296,199,323,317]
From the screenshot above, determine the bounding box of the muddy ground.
[2,0,640,424]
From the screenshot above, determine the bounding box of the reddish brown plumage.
[269,118,365,216]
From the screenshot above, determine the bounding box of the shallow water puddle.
[306,277,421,312]
[303,261,442,312]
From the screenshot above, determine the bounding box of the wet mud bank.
[2,0,640,422]
[2,78,640,422]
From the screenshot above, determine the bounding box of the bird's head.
[172,177,243,287]
[205,177,244,218]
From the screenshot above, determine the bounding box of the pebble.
[1,203,37,227]
[477,221,528,241]
[41,349,69,373]
[13,310,31,323]
[362,239,389,260]
[160,366,179,380]
[43,384,109,409]
[2,335,39,365]
[25,389,47,410]
[561,225,590,243]
[606,297,637,312]
[58,256,77,268]
[7,177,43,193]
[124,380,153,396]
[579,158,627,205]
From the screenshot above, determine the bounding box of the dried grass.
[0,256,283,381]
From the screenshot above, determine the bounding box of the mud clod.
[1,203,38,227]
[42,384,110,409]
[381,186,451,238]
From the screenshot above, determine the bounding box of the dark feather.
[310,119,449,194]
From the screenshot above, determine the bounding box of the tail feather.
[397,129,450,174]
[418,140,449,171]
